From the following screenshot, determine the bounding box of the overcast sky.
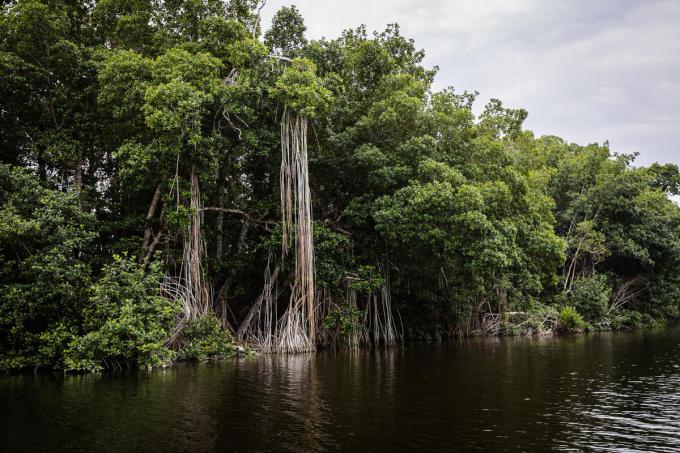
[262,0,680,166]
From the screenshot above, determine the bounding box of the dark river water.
[2,328,680,452]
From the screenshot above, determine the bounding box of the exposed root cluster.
[275,110,316,352]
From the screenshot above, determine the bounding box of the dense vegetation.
[2,0,680,371]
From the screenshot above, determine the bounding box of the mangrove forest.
[3,0,680,371]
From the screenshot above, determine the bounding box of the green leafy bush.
[0,165,96,370]
[569,274,612,322]
[64,257,179,371]
[324,304,362,336]
[177,314,236,361]
[608,310,663,330]
[557,306,586,334]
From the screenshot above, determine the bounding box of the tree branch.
[200,207,277,229]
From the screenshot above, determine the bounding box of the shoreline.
[3,322,672,375]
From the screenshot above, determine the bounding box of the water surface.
[2,328,680,451]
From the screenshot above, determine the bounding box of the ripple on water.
[2,329,680,451]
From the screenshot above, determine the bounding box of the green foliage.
[98,50,152,121]
[2,0,680,371]
[348,266,384,294]
[313,224,353,288]
[143,48,224,144]
[557,307,586,334]
[0,165,96,369]
[569,274,612,323]
[608,310,661,330]
[177,314,236,361]
[271,58,331,117]
[323,304,362,337]
[265,5,307,56]
[64,257,179,371]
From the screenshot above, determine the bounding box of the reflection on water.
[2,329,680,451]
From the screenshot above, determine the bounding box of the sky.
[261,0,680,166]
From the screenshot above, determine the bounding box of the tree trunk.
[497,287,508,324]
[74,149,83,194]
[216,166,225,260]
[138,185,162,264]
[215,220,250,329]
[38,151,46,182]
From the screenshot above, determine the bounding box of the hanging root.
[239,111,319,354]
[245,109,406,353]
[363,267,402,346]
[276,291,316,353]
[163,166,213,347]
[340,267,402,349]
[161,275,196,347]
[346,287,369,350]
[236,253,280,351]
[314,288,335,349]
[276,110,317,353]
[380,268,400,345]
[187,167,210,315]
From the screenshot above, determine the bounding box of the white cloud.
[262,0,680,165]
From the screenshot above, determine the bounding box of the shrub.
[177,314,235,361]
[609,310,663,330]
[64,257,179,371]
[324,304,362,336]
[569,274,612,322]
[0,165,96,370]
[557,306,586,334]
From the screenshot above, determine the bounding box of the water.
[2,328,680,451]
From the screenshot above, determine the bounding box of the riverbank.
[4,309,673,374]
